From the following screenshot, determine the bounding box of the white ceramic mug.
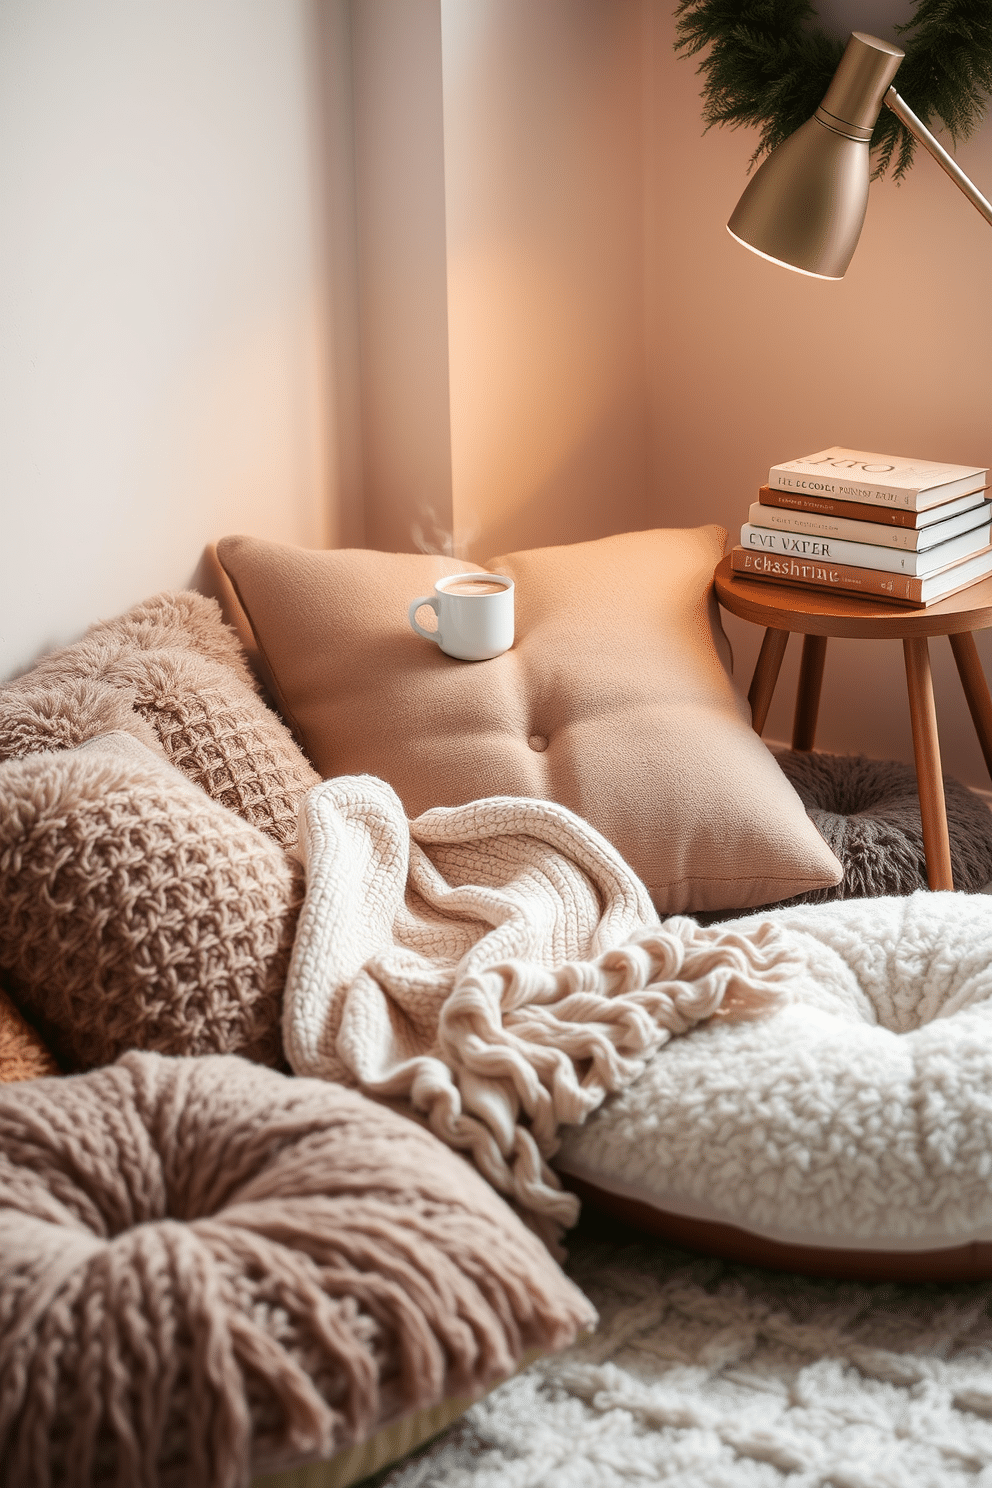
[408,573,514,661]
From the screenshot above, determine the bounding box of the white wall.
[349,0,652,561]
[0,0,345,681]
[350,0,453,555]
[441,0,650,561]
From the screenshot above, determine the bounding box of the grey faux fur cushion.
[0,590,319,847]
[776,749,992,901]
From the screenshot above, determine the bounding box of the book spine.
[739,524,935,574]
[758,486,919,528]
[748,503,918,550]
[730,547,928,602]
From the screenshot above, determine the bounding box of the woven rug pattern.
[372,1222,992,1487]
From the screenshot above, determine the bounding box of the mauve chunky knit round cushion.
[0,734,302,1071]
[0,1051,594,1488]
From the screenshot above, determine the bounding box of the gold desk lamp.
[727,30,992,279]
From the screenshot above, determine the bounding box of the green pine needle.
[674,0,992,180]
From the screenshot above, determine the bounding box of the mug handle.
[409,595,440,643]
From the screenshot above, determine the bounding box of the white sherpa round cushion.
[555,892,992,1253]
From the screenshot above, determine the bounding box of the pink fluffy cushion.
[0,590,319,849]
[216,528,842,913]
[0,1051,594,1487]
[0,733,301,1072]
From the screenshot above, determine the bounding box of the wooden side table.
[713,554,992,891]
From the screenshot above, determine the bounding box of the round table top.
[713,554,992,639]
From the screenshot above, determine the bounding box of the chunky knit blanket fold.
[283,777,798,1245]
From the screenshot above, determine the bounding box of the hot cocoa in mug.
[442,578,506,597]
[408,573,514,660]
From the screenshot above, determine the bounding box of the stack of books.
[731,446,992,607]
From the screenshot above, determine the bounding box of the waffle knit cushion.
[0,733,302,1072]
[0,1051,595,1488]
[215,529,842,914]
[0,590,320,848]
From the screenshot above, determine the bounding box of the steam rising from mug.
[409,574,514,661]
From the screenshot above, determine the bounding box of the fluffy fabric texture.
[283,775,798,1248]
[557,891,992,1251]
[776,748,992,900]
[0,984,58,1083]
[0,733,302,1072]
[373,1222,992,1488]
[0,590,319,848]
[216,528,843,912]
[0,1051,594,1488]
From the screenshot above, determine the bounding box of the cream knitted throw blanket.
[283,776,797,1244]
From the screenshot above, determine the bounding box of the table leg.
[903,636,953,891]
[792,634,827,751]
[948,631,992,783]
[748,628,789,735]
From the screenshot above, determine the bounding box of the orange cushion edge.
[561,1172,992,1284]
[201,542,307,749]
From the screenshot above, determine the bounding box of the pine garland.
[674,0,992,178]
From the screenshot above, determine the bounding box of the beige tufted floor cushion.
[0,1051,594,1488]
[214,529,843,913]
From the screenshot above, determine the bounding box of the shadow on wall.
[470,395,652,562]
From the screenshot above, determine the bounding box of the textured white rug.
[371,1218,992,1487]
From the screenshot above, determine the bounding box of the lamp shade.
[727,32,904,279]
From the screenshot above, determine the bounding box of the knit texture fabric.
[0,1050,595,1488]
[284,775,798,1249]
[0,983,59,1083]
[775,749,992,901]
[0,733,302,1071]
[0,590,319,848]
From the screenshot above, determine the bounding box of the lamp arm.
[883,87,992,228]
